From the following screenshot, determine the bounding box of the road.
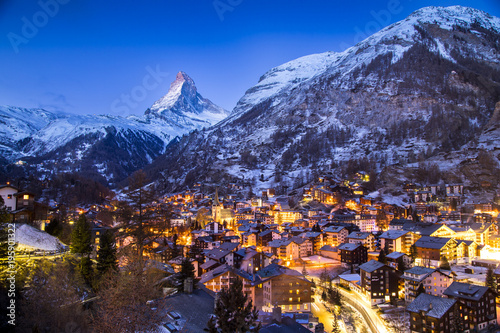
[336,286,389,333]
[312,296,335,333]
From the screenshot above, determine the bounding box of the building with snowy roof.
[407,293,458,333]
[443,281,497,331]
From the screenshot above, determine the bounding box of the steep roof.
[359,260,385,273]
[407,293,456,319]
[386,251,405,260]
[338,243,362,251]
[347,232,372,240]
[324,226,346,233]
[380,230,409,240]
[443,281,491,301]
[255,263,310,283]
[414,236,453,249]
[200,264,252,284]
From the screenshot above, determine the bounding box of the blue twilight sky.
[1,0,500,116]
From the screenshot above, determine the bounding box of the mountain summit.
[145,71,229,129]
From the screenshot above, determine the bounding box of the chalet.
[386,251,410,271]
[333,214,377,232]
[379,229,412,254]
[389,218,412,230]
[319,245,339,260]
[444,282,497,332]
[290,236,313,258]
[323,226,348,246]
[359,260,400,305]
[445,184,464,197]
[258,229,279,247]
[274,210,302,224]
[407,293,458,333]
[414,236,457,268]
[298,231,324,254]
[347,231,375,252]
[467,222,494,246]
[257,264,313,313]
[455,240,478,264]
[402,266,453,303]
[0,184,18,211]
[205,247,243,267]
[200,264,254,300]
[236,247,272,274]
[338,243,367,268]
[266,239,299,261]
[205,221,224,234]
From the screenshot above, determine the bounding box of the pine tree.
[486,266,497,291]
[177,257,195,292]
[209,278,261,332]
[79,256,93,285]
[409,244,418,263]
[70,215,92,254]
[96,229,118,275]
[45,218,63,238]
[439,255,451,270]
[378,250,387,264]
[397,256,407,272]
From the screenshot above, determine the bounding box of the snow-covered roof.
[443,281,490,301]
[359,260,386,273]
[380,230,409,239]
[407,293,456,319]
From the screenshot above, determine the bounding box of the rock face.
[146,6,500,191]
[1,72,228,185]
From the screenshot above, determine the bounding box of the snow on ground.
[367,190,408,207]
[14,224,67,252]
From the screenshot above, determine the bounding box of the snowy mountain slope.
[0,106,58,160]
[228,5,500,121]
[146,6,500,192]
[1,72,228,184]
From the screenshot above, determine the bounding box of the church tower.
[212,187,222,223]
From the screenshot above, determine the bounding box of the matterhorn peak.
[145,71,229,128]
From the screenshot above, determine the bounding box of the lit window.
[304,304,308,310]
[23,194,29,200]
[289,305,293,310]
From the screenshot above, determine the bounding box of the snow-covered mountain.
[1,72,228,184]
[147,6,500,192]
[145,71,229,129]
